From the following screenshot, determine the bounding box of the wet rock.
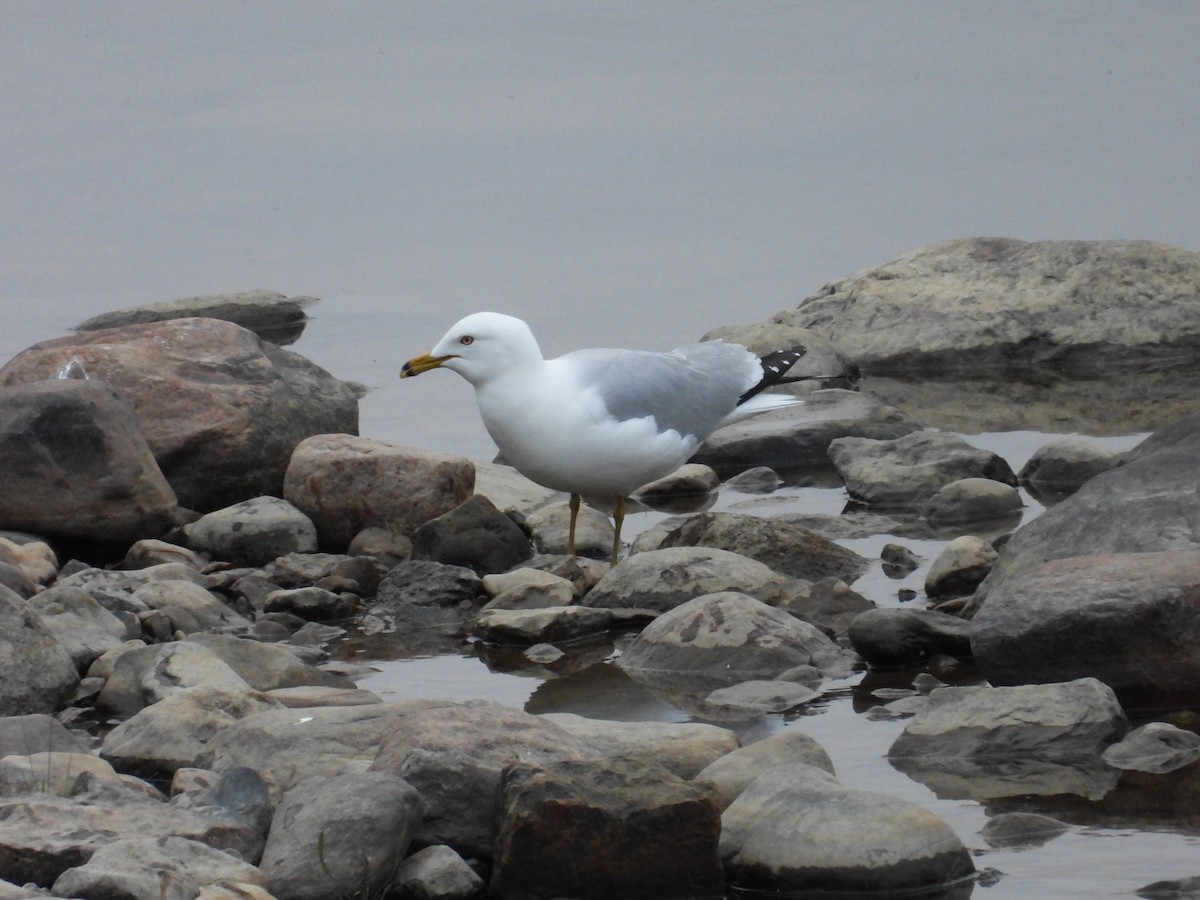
[412,494,533,575]
[829,430,1017,508]
[0,752,122,798]
[848,607,973,667]
[882,542,922,576]
[778,577,875,636]
[694,730,836,810]
[284,434,473,550]
[583,547,796,615]
[890,678,1127,761]
[925,536,999,599]
[203,701,456,793]
[721,763,974,895]
[1137,874,1200,899]
[693,388,921,477]
[74,289,315,344]
[492,757,723,900]
[1019,436,1120,496]
[923,477,1023,525]
[784,238,1200,372]
[472,606,613,645]
[100,685,283,780]
[629,511,868,584]
[27,585,131,669]
[542,714,738,780]
[391,844,485,900]
[0,379,177,541]
[1101,722,1200,774]
[972,550,1200,706]
[723,465,783,493]
[260,772,421,900]
[977,409,1200,602]
[52,834,268,900]
[522,501,613,558]
[183,496,318,567]
[633,463,720,499]
[703,680,822,717]
[618,591,854,697]
[370,704,596,858]
[979,812,1071,849]
[0,317,359,510]
[0,588,79,716]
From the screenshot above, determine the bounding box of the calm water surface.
[6,4,1200,897]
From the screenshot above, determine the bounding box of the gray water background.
[5,4,1200,897]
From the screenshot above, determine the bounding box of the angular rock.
[541,713,738,780]
[0,317,359,510]
[52,835,268,900]
[96,641,254,717]
[493,757,723,900]
[74,289,314,344]
[583,547,796,615]
[721,763,974,895]
[829,430,1016,507]
[391,844,485,900]
[370,704,596,858]
[183,496,318,567]
[1019,436,1120,496]
[848,607,974,668]
[27,585,130,670]
[1101,722,1200,774]
[694,730,836,810]
[260,772,421,900]
[925,535,1000,599]
[923,476,1023,525]
[411,494,532,575]
[471,606,613,646]
[629,511,868,584]
[784,237,1200,372]
[618,591,854,697]
[692,388,922,476]
[972,550,1200,706]
[0,588,78,716]
[0,379,177,541]
[284,434,473,550]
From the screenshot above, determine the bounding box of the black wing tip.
[738,345,808,405]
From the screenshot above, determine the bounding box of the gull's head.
[400,312,543,386]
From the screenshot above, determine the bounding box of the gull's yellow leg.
[568,493,580,557]
[610,496,626,567]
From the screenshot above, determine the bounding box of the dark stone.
[412,495,533,575]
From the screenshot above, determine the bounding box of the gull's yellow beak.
[400,351,453,378]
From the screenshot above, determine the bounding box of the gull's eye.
[459,335,475,346]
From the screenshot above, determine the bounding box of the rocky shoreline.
[1,239,1200,899]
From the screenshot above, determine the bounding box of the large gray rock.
[829,430,1016,508]
[183,633,354,693]
[284,434,473,550]
[618,591,854,699]
[96,641,255,717]
[783,238,1200,372]
[975,410,1200,603]
[0,588,78,716]
[260,772,421,900]
[0,379,177,541]
[492,757,723,900]
[629,511,869,584]
[583,547,796,615]
[202,701,456,793]
[887,678,1127,801]
[52,835,267,900]
[721,763,974,895]
[370,704,597,858]
[0,317,359,510]
[74,289,315,345]
[183,496,318,566]
[691,388,922,474]
[694,730,836,810]
[27,585,130,670]
[972,550,1200,706]
[1018,436,1120,496]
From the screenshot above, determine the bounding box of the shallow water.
[6,5,1200,896]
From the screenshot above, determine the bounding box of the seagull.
[401,312,806,565]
